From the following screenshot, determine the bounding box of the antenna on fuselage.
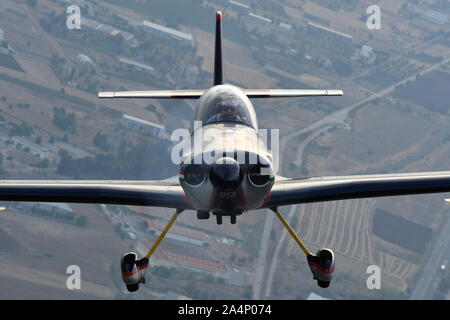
[214,11,224,86]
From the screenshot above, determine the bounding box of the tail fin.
[214,11,223,86]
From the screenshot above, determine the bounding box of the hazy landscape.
[0,0,449,300]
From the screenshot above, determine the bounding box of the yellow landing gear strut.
[121,209,183,292]
[271,207,312,256]
[144,208,183,260]
[271,207,335,288]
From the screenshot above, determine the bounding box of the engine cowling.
[120,252,148,292]
[307,248,335,288]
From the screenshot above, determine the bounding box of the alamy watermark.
[66,5,81,30]
[366,265,381,290]
[171,121,280,175]
[366,5,381,30]
[66,265,81,290]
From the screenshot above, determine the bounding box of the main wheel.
[126,284,139,292]
[317,280,330,288]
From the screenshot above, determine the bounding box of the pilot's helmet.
[217,97,240,115]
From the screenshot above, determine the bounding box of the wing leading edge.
[264,172,450,208]
[97,89,343,99]
[0,179,189,209]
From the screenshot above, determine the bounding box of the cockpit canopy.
[194,85,257,129]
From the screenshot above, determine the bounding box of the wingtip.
[216,11,222,22]
[98,92,114,98]
[326,90,344,96]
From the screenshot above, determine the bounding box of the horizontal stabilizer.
[98,89,343,99]
[98,90,205,99]
[244,89,343,98]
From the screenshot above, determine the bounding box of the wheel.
[317,280,330,288]
[126,283,139,292]
[216,215,222,225]
[197,210,210,219]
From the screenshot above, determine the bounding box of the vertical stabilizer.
[214,11,223,85]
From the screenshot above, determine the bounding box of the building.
[306,292,330,300]
[278,22,293,33]
[421,10,448,26]
[145,218,211,247]
[12,136,50,159]
[228,0,250,13]
[15,202,75,222]
[307,22,353,42]
[118,57,155,74]
[77,54,95,67]
[141,20,195,47]
[248,12,272,26]
[179,62,199,84]
[359,45,376,64]
[120,114,167,139]
[307,22,354,56]
[81,18,137,44]
[135,244,228,279]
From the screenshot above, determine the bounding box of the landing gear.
[306,249,335,288]
[213,210,242,225]
[317,280,330,288]
[197,210,210,220]
[271,207,335,288]
[120,209,183,292]
[120,252,143,292]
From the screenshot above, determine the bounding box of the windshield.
[195,85,257,129]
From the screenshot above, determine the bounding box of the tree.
[32,158,50,168]
[52,107,76,133]
[11,122,33,137]
[93,131,109,151]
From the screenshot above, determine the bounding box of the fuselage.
[178,84,275,214]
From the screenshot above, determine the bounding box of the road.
[252,54,450,300]
[410,211,450,299]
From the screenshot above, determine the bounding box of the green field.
[372,209,432,253]
[393,71,450,114]
[0,53,24,73]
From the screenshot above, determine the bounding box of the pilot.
[208,97,247,123]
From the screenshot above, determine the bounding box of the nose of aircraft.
[210,157,242,190]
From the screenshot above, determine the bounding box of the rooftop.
[248,12,272,23]
[155,250,227,273]
[119,57,155,73]
[122,114,165,130]
[12,136,50,153]
[229,0,250,9]
[306,292,330,300]
[81,18,135,41]
[307,21,353,40]
[421,9,448,25]
[141,20,194,42]
[146,218,211,241]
